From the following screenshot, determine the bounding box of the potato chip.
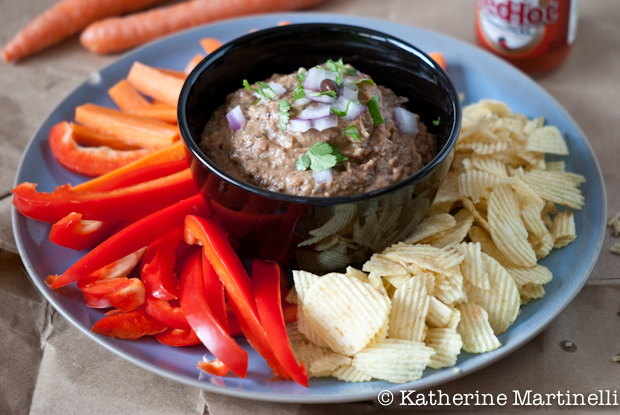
[332,364,373,382]
[505,177,544,210]
[308,353,352,377]
[488,183,537,267]
[362,254,408,277]
[551,211,576,248]
[455,303,501,354]
[352,212,378,247]
[294,339,332,368]
[608,211,620,236]
[468,225,516,267]
[610,243,620,256]
[458,170,501,203]
[540,200,557,228]
[433,170,462,205]
[351,339,435,383]
[345,266,368,283]
[546,161,565,172]
[419,209,474,249]
[309,204,357,237]
[383,244,465,278]
[463,154,508,178]
[457,141,509,155]
[295,250,323,274]
[457,242,490,290]
[303,273,390,356]
[388,276,429,342]
[465,253,520,335]
[525,126,569,155]
[426,296,454,328]
[528,232,554,260]
[446,306,461,330]
[523,117,545,136]
[433,268,467,306]
[425,328,463,369]
[523,170,585,210]
[285,286,298,305]
[520,284,545,305]
[317,250,350,271]
[404,213,456,244]
[520,204,548,238]
[479,99,512,116]
[370,204,403,251]
[462,198,491,234]
[292,270,329,348]
[505,265,552,297]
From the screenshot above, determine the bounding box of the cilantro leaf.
[432,117,441,126]
[325,59,338,73]
[343,125,362,142]
[296,142,348,172]
[279,100,291,132]
[366,95,385,125]
[294,70,307,83]
[350,78,375,86]
[292,84,305,102]
[242,79,276,103]
[331,100,352,117]
[310,90,337,98]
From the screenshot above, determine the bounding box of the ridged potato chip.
[308,353,352,377]
[523,170,585,210]
[426,296,454,328]
[362,254,409,277]
[462,198,491,234]
[418,209,474,249]
[505,265,552,293]
[488,182,537,267]
[425,328,463,369]
[303,273,390,356]
[525,126,569,155]
[468,225,516,267]
[404,213,457,244]
[466,253,520,335]
[388,276,429,342]
[552,211,576,248]
[458,242,490,290]
[292,270,329,348]
[456,302,501,354]
[309,204,357,237]
[383,244,465,279]
[433,268,467,306]
[463,154,508,178]
[332,364,373,383]
[458,170,500,203]
[520,284,545,305]
[351,339,435,383]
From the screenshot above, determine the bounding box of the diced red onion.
[226,105,246,132]
[341,101,366,122]
[312,114,339,132]
[340,85,358,101]
[293,97,311,106]
[313,168,333,184]
[268,82,287,97]
[308,93,336,104]
[300,105,331,120]
[394,107,419,135]
[289,118,312,132]
[303,67,337,91]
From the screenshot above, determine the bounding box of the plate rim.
[11,11,607,404]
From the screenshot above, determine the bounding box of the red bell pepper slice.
[183,215,289,379]
[50,194,211,289]
[91,308,168,340]
[227,305,298,337]
[49,212,119,251]
[141,229,183,300]
[87,159,189,192]
[105,278,146,312]
[179,250,248,378]
[155,328,201,347]
[48,121,153,177]
[78,278,132,309]
[12,168,198,223]
[253,259,308,387]
[202,251,229,333]
[144,297,190,330]
[198,358,230,377]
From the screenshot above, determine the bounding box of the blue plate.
[12,12,606,403]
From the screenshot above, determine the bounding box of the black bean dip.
[200,63,436,197]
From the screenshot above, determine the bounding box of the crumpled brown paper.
[2,0,620,414]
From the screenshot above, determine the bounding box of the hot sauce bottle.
[475,0,578,74]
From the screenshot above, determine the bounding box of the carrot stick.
[199,38,223,55]
[126,62,185,108]
[72,141,186,192]
[75,103,179,150]
[184,53,204,75]
[156,68,188,80]
[428,52,448,70]
[1,0,168,62]
[80,0,328,54]
[71,123,140,151]
[132,103,178,124]
[108,80,151,112]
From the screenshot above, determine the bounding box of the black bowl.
[178,23,461,271]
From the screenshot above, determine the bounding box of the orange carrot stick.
[132,103,178,124]
[126,62,185,108]
[184,53,204,75]
[199,37,223,54]
[72,141,186,192]
[1,0,168,62]
[108,80,151,112]
[80,0,328,54]
[156,68,188,80]
[71,123,141,151]
[75,103,179,150]
[428,52,448,70]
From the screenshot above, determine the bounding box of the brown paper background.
[1,0,619,414]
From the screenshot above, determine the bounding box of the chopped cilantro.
[279,100,291,132]
[294,70,307,83]
[295,142,348,172]
[350,78,375,86]
[343,125,362,142]
[324,58,357,88]
[292,83,305,102]
[432,116,441,126]
[366,95,385,125]
[309,90,337,98]
[330,100,352,117]
[243,79,276,103]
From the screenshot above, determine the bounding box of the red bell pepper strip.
[105,278,146,312]
[50,194,210,289]
[144,297,190,330]
[86,158,189,192]
[183,215,289,379]
[155,328,201,347]
[12,168,198,223]
[49,212,119,251]
[198,358,230,377]
[202,251,229,333]
[91,308,168,340]
[141,229,183,300]
[226,304,298,337]
[253,259,308,387]
[48,121,153,177]
[179,250,248,378]
[78,278,133,309]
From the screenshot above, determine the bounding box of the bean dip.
[200,62,437,197]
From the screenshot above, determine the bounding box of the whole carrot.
[2,0,167,62]
[80,0,328,54]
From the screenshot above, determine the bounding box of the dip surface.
[200,64,436,197]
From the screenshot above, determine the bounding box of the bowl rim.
[178,22,462,206]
